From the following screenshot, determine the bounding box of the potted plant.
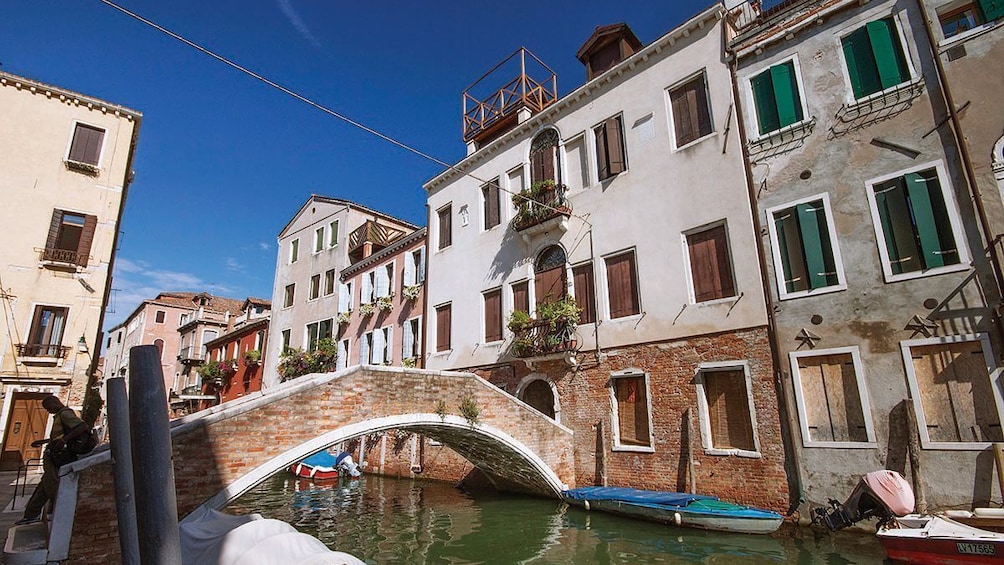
[358,302,376,316]
[337,311,352,325]
[376,295,394,312]
[402,284,422,301]
[507,310,532,333]
[243,349,261,366]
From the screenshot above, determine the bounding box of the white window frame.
[590,113,628,182]
[680,220,737,306]
[666,69,717,152]
[336,337,350,371]
[436,203,453,251]
[864,160,971,283]
[283,283,295,309]
[323,269,336,297]
[695,361,762,458]
[765,193,848,300]
[482,287,504,345]
[601,248,643,322]
[561,132,589,192]
[608,368,655,453]
[289,238,299,264]
[742,54,812,142]
[313,226,325,254]
[328,219,340,248]
[403,316,422,361]
[480,177,502,233]
[901,333,1004,450]
[281,329,291,351]
[835,9,921,106]
[64,120,107,168]
[308,273,321,301]
[789,346,876,448]
[506,165,525,220]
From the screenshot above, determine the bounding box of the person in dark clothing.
[16,396,91,525]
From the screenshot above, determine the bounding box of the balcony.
[178,347,205,364]
[509,320,579,368]
[511,181,571,237]
[348,220,406,264]
[38,247,82,268]
[462,48,557,148]
[16,343,70,361]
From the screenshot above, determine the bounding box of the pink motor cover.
[863,470,915,516]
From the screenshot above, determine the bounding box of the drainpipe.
[914,0,1004,337]
[725,15,806,516]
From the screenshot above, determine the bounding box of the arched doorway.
[534,245,567,307]
[520,378,557,420]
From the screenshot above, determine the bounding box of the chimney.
[576,23,643,82]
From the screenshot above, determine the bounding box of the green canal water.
[227,474,889,564]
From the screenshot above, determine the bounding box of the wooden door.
[534,266,566,308]
[1,392,49,470]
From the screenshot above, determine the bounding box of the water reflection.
[228,474,887,564]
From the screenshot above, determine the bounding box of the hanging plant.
[243,349,261,365]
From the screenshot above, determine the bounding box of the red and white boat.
[289,450,361,481]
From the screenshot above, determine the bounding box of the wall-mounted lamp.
[77,335,88,353]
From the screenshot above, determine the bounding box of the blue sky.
[2,0,712,330]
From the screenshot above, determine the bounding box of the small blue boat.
[563,486,783,534]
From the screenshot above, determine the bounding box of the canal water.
[227,474,889,564]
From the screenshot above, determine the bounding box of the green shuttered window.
[873,169,960,275]
[842,18,911,100]
[980,0,1004,21]
[772,200,839,294]
[751,61,804,136]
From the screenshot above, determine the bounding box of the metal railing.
[511,183,571,232]
[16,343,70,358]
[510,320,578,359]
[15,457,44,499]
[177,347,204,362]
[39,247,81,265]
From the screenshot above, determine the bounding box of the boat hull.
[290,462,342,481]
[567,498,782,534]
[878,515,1004,564]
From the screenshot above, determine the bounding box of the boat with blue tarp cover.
[563,486,784,534]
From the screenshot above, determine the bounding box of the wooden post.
[905,402,928,513]
[686,408,696,494]
[596,420,607,487]
[994,443,1004,504]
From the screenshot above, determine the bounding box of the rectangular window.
[438,204,452,250]
[939,1,1001,37]
[611,371,652,449]
[482,179,501,230]
[289,239,299,264]
[842,17,911,100]
[670,73,713,147]
[306,319,333,352]
[572,263,595,325]
[314,226,325,253]
[309,274,320,300]
[751,60,805,136]
[687,223,736,303]
[43,210,97,267]
[512,281,530,314]
[380,326,393,364]
[403,247,426,287]
[362,270,376,303]
[605,251,640,318]
[869,165,963,278]
[791,349,874,446]
[697,365,758,455]
[336,338,349,371]
[436,303,452,352]
[769,197,842,296]
[593,115,627,181]
[324,269,336,296]
[155,310,166,324]
[903,337,1004,448]
[25,305,68,357]
[361,332,373,364]
[338,281,354,313]
[328,220,340,248]
[283,284,295,308]
[483,288,502,343]
[68,123,105,166]
[403,317,421,360]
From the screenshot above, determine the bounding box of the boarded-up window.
[436,304,452,352]
[437,205,452,250]
[594,116,627,181]
[670,74,713,147]
[613,375,651,447]
[483,289,503,342]
[512,281,529,314]
[688,224,736,303]
[796,353,868,443]
[68,123,105,166]
[702,369,756,451]
[482,179,501,230]
[910,341,1003,443]
[605,251,640,318]
[572,263,595,325]
[45,210,97,267]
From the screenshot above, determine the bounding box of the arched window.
[154,339,165,359]
[534,245,567,306]
[529,129,561,186]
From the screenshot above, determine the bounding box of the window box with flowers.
[337,311,352,325]
[376,295,394,312]
[402,284,422,301]
[507,296,580,358]
[358,303,376,317]
[277,338,338,382]
[243,349,261,366]
[198,359,237,388]
[511,180,572,232]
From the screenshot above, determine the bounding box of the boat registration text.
[957,542,996,556]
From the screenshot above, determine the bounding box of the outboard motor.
[813,470,915,531]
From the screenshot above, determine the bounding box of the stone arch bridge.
[46,366,576,564]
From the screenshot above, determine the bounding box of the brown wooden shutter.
[616,376,650,446]
[438,206,452,249]
[46,210,63,250]
[606,252,639,318]
[512,281,529,313]
[484,290,502,342]
[436,304,451,351]
[572,263,595,324]
[484,181,500,229]
[535,266,566,307]
[606,117,626,175]
[705,370,754,451]
[531,149,547,185]
[69,124,104,165]
[542,146,556,183]
[76,214,97,267]
[672,76,712,147]
[594,123,610,180]
[688,225,735,302]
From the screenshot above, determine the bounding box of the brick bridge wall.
[47,366,576,563]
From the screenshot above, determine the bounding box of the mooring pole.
[129,345,182,564]
[107,376,140,565]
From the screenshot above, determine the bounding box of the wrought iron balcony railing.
[178,347,205,363]
[511,183,571,232]
[39,247,81,265]
[510,320,577,359]
[16,343,70,359]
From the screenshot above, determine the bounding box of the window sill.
[777,283,847,302]
[844,76,924,113]
[803,441,877,449]
[673,131,717,153]
[612,444,655,453]
[749,118,816,148]
[17,356,64,367]
[64,159,100,176]
[939,20,1000,49]
[704,447,761,459]
[692,294,741,307]
[882,262,971,284]
[607,312,643,323]
[39,260,84,272]
[919,440,1000,451]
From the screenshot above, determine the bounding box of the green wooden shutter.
[867,19,908,90]
[905,173,945,269]
[843,27,881,98]
[751,71,780,135]
[875,180,922,274]
[770,63,801,129]
[774,211,799,293]
[979,0,1004,22]
[796,203,829,289]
